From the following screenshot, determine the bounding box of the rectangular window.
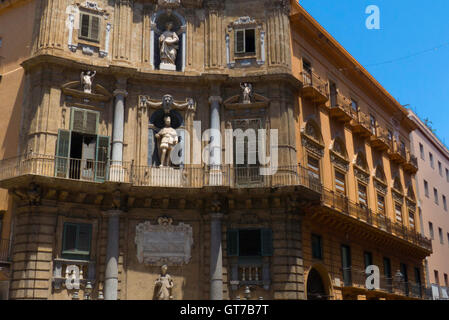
[329,81,337,107]
[358,183,368,207]
[434,188,439,205]
[419,143,425,160]
[429,222,434,240]
[438,161,443,176]
[235,29,256,54]
[446,168,449,183]
[383,257,393,292]
[447,233,449,246]
[424,180,429,198]
[341,245,352,286]
[351,99,358,112]
[444,274,448,287]
[443,195,447,212]
[364,251,373,269]
[335,170,346,195]
[370,115,376,135]
[79,13,100,42]
[311,234,323,260]
[415,267,422,297]
[408,211,415,230]
[395,204,403,223]
[377,194,385,215]
[439,227,444,245]
[227,229,273,257]
[307,156,320,181]
[434,270,439,285]
[400,263,409,295]
[62,222,92,260]
[429,152,434,169]
[302,60,312,85]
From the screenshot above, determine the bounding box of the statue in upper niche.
[80,71,96,94]
[159,22,179,70]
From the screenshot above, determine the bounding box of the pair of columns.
[104,84,225,300]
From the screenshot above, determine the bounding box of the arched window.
[304,120,323,144]
[375,165,386,183]
[393,176,403,193]
[355,152,368,171]
[331,137,348,160]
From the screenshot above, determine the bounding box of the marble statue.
[154,265,174,300]
[80,71,96,94]
[159,22,179,70]
[240,82,253,104]
[155,115,179,167]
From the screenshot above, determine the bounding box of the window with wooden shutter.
[335,170,346,195]
[409,211,415,230]
[395,204,403,223]
[377,194,385,215]
[227,229,239,257]
[260,228,273,257]
[311,234,323,260]
[55,130,71,178]
[358,183,368,207]
[71,108,99,135]
[307,156,320,181]
[79,13,101,42]
[234,29,256,54]
[62,222,92,260]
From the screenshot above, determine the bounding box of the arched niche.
[148,109,184,167]
[305,264,333,300]
[150,9,187,71]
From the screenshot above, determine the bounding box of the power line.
[365,41,449,68]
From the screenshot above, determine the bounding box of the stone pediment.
[61,81,112,102]
[223,93,270,110]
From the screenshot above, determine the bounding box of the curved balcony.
[0,153,322,195]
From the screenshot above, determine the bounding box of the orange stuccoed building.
[0,0,432,300]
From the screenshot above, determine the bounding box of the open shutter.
[95,135,110,182]
[235,30,245,53]
[71,108,85,133]
[227,229,239,257]
[90,16,100,41]
[80,13,90,38]
[55,130,71,178]
[261,228,273,256]
[85,110,99,135]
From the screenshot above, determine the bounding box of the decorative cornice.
[330,150,349,172]
[301,134,324,158]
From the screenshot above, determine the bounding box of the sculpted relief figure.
[153,265,174,300]
[159,22,179,69]
[80,71,96,94]
[155,115,179,167]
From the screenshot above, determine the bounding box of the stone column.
[209,96,222,166]
[210,212,223,300]
[104,210,121,300]
[111,79,127,181]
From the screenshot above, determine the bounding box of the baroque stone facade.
[0,0,432,301]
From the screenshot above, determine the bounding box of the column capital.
[210,212,224,220]
[106,209,122,218]
[113,89,128,97]
[209,96,222,105]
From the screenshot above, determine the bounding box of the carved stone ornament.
[374,178,387,194]
[135,218,193,266]
[330,151,349,172]
[301,134,324,158]
[354,166,370,184]
[406,198,417,211]
[223,86,270,110]
[392,190,404,204]
[140,94,196,113]
[158,0,181,8]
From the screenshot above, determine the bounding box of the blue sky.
[298,0,449,146]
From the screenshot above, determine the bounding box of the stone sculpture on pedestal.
[154,265,174,300]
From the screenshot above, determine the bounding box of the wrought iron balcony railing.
[341,267,428,299]
[0,153,322,193]
[321,189,432,252]
[300,71,329,104]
